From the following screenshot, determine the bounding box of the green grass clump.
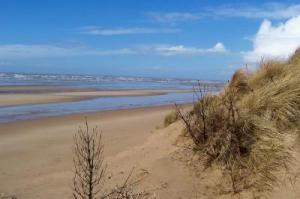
[180,48,300,193]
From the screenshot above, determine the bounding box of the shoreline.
[0,103,192,126]
[0,88,192,107]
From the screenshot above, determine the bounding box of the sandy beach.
[1,103,300,198]
[0,85,298,199]
[0,104,200,199]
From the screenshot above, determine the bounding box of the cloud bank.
[80,27,180,35]
[147,3,300,24]
[0,44,134,59]
[0,43,227,59]
[209,3,300,20]
[244,15,300,63]
[145,12,201,24]
[150,43,227,56]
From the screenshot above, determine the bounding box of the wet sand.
[0,85,191,107]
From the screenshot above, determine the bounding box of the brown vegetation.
[177,49,300,194]
[164,111,180,127]
[73,120,106,199]
[72,120,150,199]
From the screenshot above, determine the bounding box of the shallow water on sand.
[0,92,195,123]
[0,73,225,123]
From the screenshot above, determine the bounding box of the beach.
[0,104,199,199]
[0,80,198,198]
[1,0,300,197]
[0,86,299,199]
[0,77,233,198]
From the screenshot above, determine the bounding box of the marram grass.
[180,49,300,193]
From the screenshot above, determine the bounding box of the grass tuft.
[164,111,180,127]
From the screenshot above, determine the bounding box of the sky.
[1,0,300,80]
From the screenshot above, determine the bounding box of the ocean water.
[0,72,198,90]
[0,72,224,123]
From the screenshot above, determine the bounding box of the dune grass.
[178,49,300,193]
[164,111,180,127]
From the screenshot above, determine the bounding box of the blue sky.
[1,0,300,80]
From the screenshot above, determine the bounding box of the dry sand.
[0,104,198,199]
[0,86,191,107]
[1,103,300,199]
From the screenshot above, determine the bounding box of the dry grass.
[164,111,180,127]
[178,48,300,194]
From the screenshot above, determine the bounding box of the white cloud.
[0,44,135,59]
[0,44,77,58]
[243,15,300,63]
[0,43,227,59]
[209,3,300,19]
[80,27,180,35]
[208,43,227,52]
[145,12,201,24]
[142,42,227,56]
[147,4,300,24]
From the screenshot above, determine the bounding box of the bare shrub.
[73,120,150,199]
[73,119,106,199]
[101,168,150,199]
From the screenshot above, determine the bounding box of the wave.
[0,72,224,85]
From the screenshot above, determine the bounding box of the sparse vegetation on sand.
[72,120,150,199]
[164,111,180,127]
[177,49,300,194]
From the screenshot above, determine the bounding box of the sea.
[0,72,225,123]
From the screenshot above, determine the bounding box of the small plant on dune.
[177,49,300,194]
[164,110,180,127]
[288,48,300,65]
[73,119,106,199]
[101,168,150,199]
[72,119,150,199]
